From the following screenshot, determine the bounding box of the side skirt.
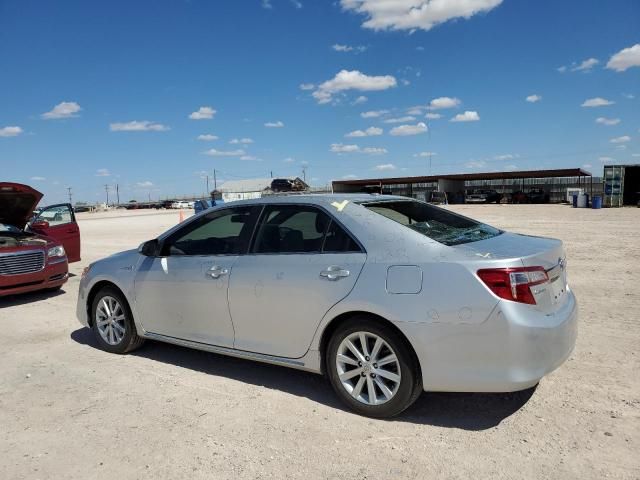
[142,331,322,374]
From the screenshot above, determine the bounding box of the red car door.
[30,203,81,262]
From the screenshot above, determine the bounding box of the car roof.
[221,193,411,208]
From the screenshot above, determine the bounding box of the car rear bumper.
[0,260,68,297]
[397,290,578,392]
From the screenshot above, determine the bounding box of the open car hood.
[0,182,43,230]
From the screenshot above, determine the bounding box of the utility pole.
[104,184,109,205]
[213,169,217,191]
[115,184,120,205]
[206,175,209,195]
[66,187,72,205]
[270,170,273,178]
[302,166,307,183]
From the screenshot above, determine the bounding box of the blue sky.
[1,0,639,203]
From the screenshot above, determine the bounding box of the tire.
[91,286,144,354]
[326,317,422,418]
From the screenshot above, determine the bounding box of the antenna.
[66,187,72,205]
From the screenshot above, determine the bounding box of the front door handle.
[320,266,350,281]
[208,266,229,279]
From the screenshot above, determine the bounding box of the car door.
[30,203,81,262]
[133,205,261,347]
[228,204,366,358]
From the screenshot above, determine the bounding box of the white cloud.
[582,164,592,169]
[610,136,631,144]
[429,96,461,110]
[189,106,216,120]
[632,153,640,157]
[95,168,111,177]
[374,163,396,171]
[332,44,367,53]
[197,134,218,141]
[390,122,428,136]
[581,97,614,107]
[406,106,424,115]
[623,93,635,99]
[291,0,302,8]
[261,0,272,9]
[264,120,284,128]
[363,147,388,155]
[595,117,620,126]
[312,70,396,104]
[229,138,254,144]
[504,164,518,170]
[414,151,437,157]
[110,121,169,132]
[283,157,295,163]
[352,95,368,105]
[0,126,23,137]
[41,101,81,119]
[340,0,503,32]
[345,126,383,137]
[203,148,246,157]
[330,143,360,153]
[573,58,599,72]
[526,94,542,103]
[383,116,416,124]
[599,156,614,163]
[451,111,480,122]
[136,181,153,187]
[606,44,640,72]
[424,112,442,120]
[299,83,315,90]
[240,155,261,161]
[494,153,518,160]
[30,176,46,181]
[465,160,487,169]
[557,65,568,73]
[361,109,389,118]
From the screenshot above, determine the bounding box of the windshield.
[361,200,502,246]
[0,223,21,233]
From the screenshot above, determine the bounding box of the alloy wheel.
[95,295,126,345]
[335,331,401,406]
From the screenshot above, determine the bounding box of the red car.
[0,182,81,297]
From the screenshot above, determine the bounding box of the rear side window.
[252,205,361,254]
[361,200,501,246]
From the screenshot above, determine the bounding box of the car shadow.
[0,288,66,307]
[70,327,534,430]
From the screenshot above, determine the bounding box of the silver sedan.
[77,194,577,417]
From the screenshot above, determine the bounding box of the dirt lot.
[1,205,638,479]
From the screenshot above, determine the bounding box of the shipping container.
[603,164,640,207]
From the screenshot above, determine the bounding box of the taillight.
[477,267,549,305]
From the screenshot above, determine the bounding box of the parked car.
[171,201,190,209]
[511,190,529,204]
[527,188,550,204]
[465,189,502,204]
[77,194,577,417]
[1,182,81,297]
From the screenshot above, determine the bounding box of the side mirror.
[138,239,160,257]
[30,220,50,230]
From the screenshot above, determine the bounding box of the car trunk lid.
[452,232,569,314]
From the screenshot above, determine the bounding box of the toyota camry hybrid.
[77,194,577,417]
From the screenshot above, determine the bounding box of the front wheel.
[91,286,144,354]
[326,318,422,418]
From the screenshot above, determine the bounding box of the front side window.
[35,205,73,226]
[361,200,501,246]
[163,206,260,256]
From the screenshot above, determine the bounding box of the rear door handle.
[207,266,229,279]
[320,266,350,281]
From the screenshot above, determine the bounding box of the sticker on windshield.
[331,200,349,212]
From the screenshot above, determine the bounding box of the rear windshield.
[360,200,502,246]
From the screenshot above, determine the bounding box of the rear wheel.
[326,317,422,418]
[91,286,144,354]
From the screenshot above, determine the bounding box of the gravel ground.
[0,205,638,479]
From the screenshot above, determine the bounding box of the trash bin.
[592,195,602,209]
[572,194,578,208]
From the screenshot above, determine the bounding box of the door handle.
[207,266,229,279]
[320,266,350,281]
